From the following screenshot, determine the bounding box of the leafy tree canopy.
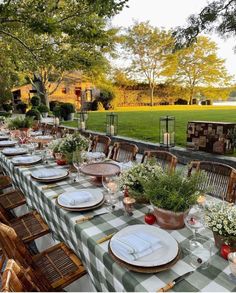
[173,0,236,49]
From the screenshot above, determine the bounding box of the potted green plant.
[30,96,40,107]
[2,103,13,113]
[143,169,204,229]
[60,103,75,121]
[37,104,49,118]
[119,163,162,203]
[205,202,236,249]
[26,108,41,121]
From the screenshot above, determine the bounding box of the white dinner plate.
[0,140,17,147]
[30,131,43,136]
[31,168,68,180]
[0,136,9,141]
[110,224,178,267]
[2,147,27,156]
[58,189,104,208]
[12,155,42,165]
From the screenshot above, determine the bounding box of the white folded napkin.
[32,168,67,178]
[0,140,16,146]
[86,152,105,160]
[112,231,162,261]
[30,131,42,136]
[2,147,26,154]
[12,155,41,164]
[59,191,92,206]
[114,161,133,171]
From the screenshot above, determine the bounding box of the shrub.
[174,98,188,105]
[0,111,11,118]
[49,100,59,111]
[16,102,27,114]
[90,100,98,111]
[26,109,41,120]
[37,104,49,113]
[60,103,75,120]
[98,88,115,110]
[53,105,61,118]
[2,103,13,112]
[31,96,40,107]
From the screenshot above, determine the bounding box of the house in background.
[11,72,99,110]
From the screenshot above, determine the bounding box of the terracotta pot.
[213,232,236,249]
[152,204,188,230]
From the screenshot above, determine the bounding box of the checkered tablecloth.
[0,152,236,292]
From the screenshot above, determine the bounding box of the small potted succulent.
[143,169,204,229]
[119,163,163,203]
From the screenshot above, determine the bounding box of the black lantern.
[106,113,118,136]
[78,111,88,131]
[159,116,175,148]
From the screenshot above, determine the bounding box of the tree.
[122,22,174,106]
[173,36,232,104]
[173,0,236,49]
[0,0,128,106]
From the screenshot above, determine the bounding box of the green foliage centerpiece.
[49,132,88,164]
[119,162,163,203]
[143,169,204,229]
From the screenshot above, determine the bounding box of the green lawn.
[62,106,236,147]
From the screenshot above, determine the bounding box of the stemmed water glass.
[72,150,86,182]
[102,175,120,211]
[184,206,212,269]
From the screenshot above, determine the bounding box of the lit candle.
[197,195,206,205]
[110,125,115,136]
[55,117,60,126]
[123,197,136,215]
[107,182,117,193]
[80,121,85,131]
[163,132,170,145]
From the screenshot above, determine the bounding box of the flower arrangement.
[119,163,162,202]
[48,132,88,164]
[205,203,236,238]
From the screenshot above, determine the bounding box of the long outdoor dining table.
[0,152,236,292]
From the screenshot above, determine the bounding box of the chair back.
[0,223,51,291]
[189,160,236,202]
[110,142,138,162]
[0,202,15,224]
[2,259,40,292]
[141,150,177,172]
[91,135,111,156]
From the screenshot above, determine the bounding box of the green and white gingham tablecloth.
[0,152,236,292]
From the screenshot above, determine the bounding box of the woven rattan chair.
[0,189,26,210]
[1,259,40,292]
[141,150,178,172]
[90,135,111,156]
[110,142,138,162]
[0,176,12,191]
[188,160,236,203]
[0,204,49,244]
[0,223,87,291]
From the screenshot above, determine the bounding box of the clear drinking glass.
[184,206,211,269]
[102,175,120,211]
[72,150,85,182]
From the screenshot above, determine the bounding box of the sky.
[111,0,236,79]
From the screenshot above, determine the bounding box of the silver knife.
[76,212,108,223]
[157,271,194,292]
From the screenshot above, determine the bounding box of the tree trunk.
[189,88,194,105]
[150,86,154,106]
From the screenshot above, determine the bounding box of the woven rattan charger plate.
[108,243,181,273]
[56,197,105,211]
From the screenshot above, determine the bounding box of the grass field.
[62,105,236,147]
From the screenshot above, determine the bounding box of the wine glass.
[184,206,212,269]
[102,175,120,211]
[72,150,85,182]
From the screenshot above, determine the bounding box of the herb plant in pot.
[143,169,204,229]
